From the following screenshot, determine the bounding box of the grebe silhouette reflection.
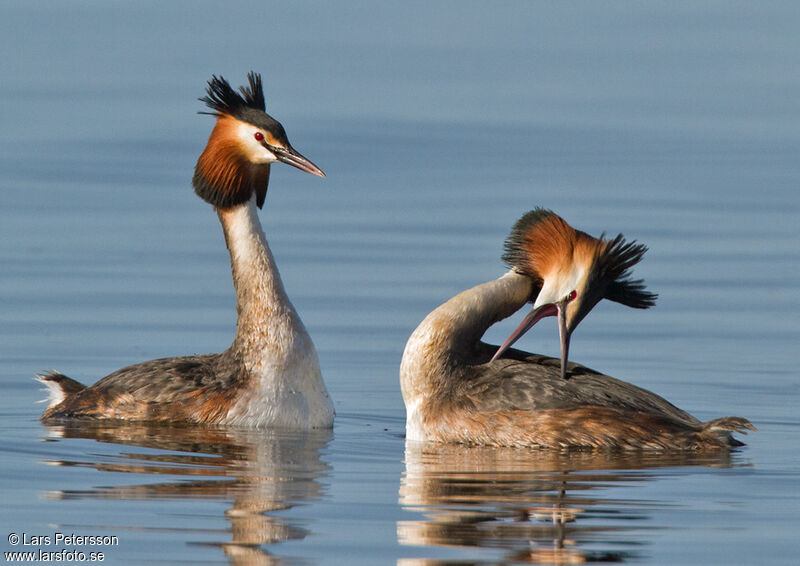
[399,441,746,564]
[40,422,331,564]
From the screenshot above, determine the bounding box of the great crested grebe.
[39,72,334,428]
[400,208,755,449]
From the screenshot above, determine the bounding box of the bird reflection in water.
[398,441,746,565]
[40,421,331,565]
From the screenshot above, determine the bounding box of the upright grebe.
[400,208,754,449]
[39,72,334,428]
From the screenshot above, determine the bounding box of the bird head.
[491,208,657,378]
[192,72,324,210]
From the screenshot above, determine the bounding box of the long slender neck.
[400,270,533,400]
[217,195,304,362]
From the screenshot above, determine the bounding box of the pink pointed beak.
[490,303,557,362]
[491,300,572,380]
[272,144,326,177]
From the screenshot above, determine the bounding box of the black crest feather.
[199,71,266,117]
[594,234,658,309]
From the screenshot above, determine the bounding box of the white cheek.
[564,268,585,295]
[251,146,277,164]
[236,123,277,164]
[534,279,561,308]
[534,267,586,308]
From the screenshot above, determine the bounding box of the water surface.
[1,2,798,564]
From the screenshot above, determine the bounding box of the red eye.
[568,290,577,301]
[254,132,265,141]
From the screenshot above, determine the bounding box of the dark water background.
[1,2,798,564]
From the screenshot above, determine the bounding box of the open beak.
[490,303,557,362]
[272,145,326,177]
[491,299,573,380]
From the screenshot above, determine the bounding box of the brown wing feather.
[40,352,248,423]
[425,405,723,450]
[413,344,756,449]
[459,345,700,428]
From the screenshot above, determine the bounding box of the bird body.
[400,212,754,449]
[39,73,334,429]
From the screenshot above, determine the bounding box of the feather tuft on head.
[199,72,266,117]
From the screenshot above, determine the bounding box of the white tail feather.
[36,374,67,408]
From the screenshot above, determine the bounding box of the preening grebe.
[39,72,334,428]
[491,208,658,379]
[400,208,754,449]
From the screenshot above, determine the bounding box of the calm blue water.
[1,2,799,564]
